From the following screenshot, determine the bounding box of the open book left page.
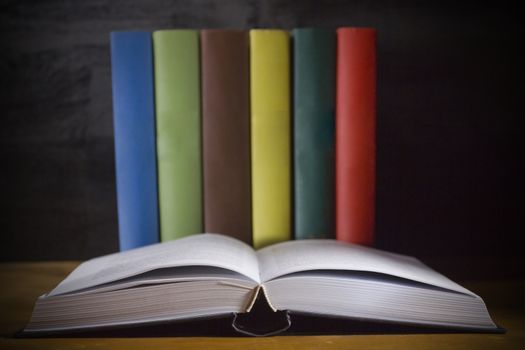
[48,234,261,297]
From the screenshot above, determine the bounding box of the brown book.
[201,29,252,244]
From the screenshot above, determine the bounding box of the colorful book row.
[110,28,376,251]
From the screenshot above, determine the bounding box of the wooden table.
[1,262,523,349]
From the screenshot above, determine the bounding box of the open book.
[23,234,499,336]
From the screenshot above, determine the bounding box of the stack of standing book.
[20,27,503,338]
[110,27,376,250]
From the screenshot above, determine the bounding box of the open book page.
[257,240,474,296]
[49,233,259,297]
[70,266,257,295]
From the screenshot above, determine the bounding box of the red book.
[336,28,376,246]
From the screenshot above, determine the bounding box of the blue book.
[110,31,159,250]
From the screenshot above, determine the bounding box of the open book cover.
[21,234,502,336]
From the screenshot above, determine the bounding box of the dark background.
[1,1,523,278]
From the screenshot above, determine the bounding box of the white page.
[71,266,256,295]
[49,233,259,296]
[257,239,473,295]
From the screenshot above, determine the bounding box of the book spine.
[110,31,159,250]
[201,30,252,244]
[293,28,336,240]
[250,30,291,248]
[153,30,202,241]
[336,28,376,245]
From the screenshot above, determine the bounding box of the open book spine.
[250,29,291,249]
[336,28,377,245]
[232,284,292,337]
[153,30,203,241]
[201,30,252,244]
[293,28,336,240]
[110,31,159,250]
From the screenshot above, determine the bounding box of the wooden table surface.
[1,262,523,349]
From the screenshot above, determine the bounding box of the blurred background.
[1,0,523,279]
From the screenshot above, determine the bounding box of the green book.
[293,28,336,239]
[153,30,202,241]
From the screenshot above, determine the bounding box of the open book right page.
[256,240,473,296]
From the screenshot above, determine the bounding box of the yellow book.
[250,30,291,248]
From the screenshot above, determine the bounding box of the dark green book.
[293,28,336,239]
